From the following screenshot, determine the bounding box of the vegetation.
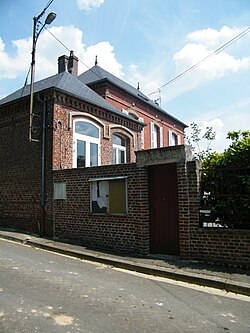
[185,122,216,160]
[200,130,250,228]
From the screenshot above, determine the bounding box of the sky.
[0,0,250,152]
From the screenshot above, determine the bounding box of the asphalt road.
[0,239,249,333]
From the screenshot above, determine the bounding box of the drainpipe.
[56,120,63,169]
[37,94,46,237]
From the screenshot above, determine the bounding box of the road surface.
[0,239,249,332]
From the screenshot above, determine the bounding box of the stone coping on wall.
[136,145,193,167]
[198,227,250,234]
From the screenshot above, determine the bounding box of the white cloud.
[167,25,250,100]
[174,43,250,75]
[0,25,123,92]
[83,41,123,77]
[184,99,250,153]
[126,63,163,96]
[0,37,31,79]
[187,26,244,49]
[76,0,104,11]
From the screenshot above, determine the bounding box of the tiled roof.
[0,71,143,125]
[78,65,187,128]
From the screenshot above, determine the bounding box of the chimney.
[67,50,78,76]
[58,55,69,74]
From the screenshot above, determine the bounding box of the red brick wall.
[52,93,142,169]
[53,163,150,254]
[183,161,250,268]
[0,98,47,233]
[0,89,142,236]
[1,97,248,268]
[90,82,185,149]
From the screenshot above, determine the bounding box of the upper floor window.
[74,120,100,168]
[169,129,181,146]
[139,117,144,149]
[112,134,127,164]
[150,123,158,149]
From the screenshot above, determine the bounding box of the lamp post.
[29,11,56,142]
[28,8,56,236]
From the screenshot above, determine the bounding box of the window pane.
[91,181,108,214]
[109,179,127,214]
[112,148,116,164]
[172,133,178,146]
[75,121,99,138]
[113,134,126,146]
[77,140,86,167]
[153,125,158,148]
[90,143,98,167]
[118,150,125,164]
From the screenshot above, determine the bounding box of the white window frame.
[168,129,179,146]
[112,134,127,164]
[160,127,164,147]
[139,117,144,149]
[73,119,101,168]
[150,122,158,149]
[177,135,181,145]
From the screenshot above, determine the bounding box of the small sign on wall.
[54,182,67,200]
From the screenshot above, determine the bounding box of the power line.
[20,66,31,97]
[43,26,104,80]
[44,0,55,11]
[19,0,56,97]
[149,26,250,96]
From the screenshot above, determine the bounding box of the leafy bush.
[201,131,250,228]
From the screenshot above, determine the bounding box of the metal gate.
[149,163,179,255]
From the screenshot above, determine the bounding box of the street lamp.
[29,10,56,142]
[28,8,56,237]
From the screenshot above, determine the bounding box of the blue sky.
[0,0,250,152]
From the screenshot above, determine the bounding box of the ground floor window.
[74,120,100,167]
[112,134,127,164]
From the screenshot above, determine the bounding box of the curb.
[1,233,250,297]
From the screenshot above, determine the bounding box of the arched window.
[169,129,181,146]
[112,134,127,164]
[150,123,159,148]
[150,122,164,148]
[73,120,100,167]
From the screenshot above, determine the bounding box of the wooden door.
[149,163,179,255]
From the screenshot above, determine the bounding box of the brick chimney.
[58,55,69,74]
[58,51,78,76]
[68,50,78,76]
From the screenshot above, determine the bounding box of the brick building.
[78,58,187,150]
[0,51,186,235]
[1,52,249,267]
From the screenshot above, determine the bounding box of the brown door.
[149,163,179,255]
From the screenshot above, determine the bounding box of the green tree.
[185,122,216,160]
[201,130,250,228]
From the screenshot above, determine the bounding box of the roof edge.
[84,77,188,128]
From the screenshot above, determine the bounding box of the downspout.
[56,120,63,169]
[37,94,46,237]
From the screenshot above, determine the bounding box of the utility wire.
[19,1,56,98]
[20,66,31,97]
[36,0,55,21]
[44,0,55,11]
[44,25,104,80]
[149,26,250,96]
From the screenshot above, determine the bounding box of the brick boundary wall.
[186,161,250,268]
[177,161,191,260]
[0,99,45,234]
[53,163,150,254]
